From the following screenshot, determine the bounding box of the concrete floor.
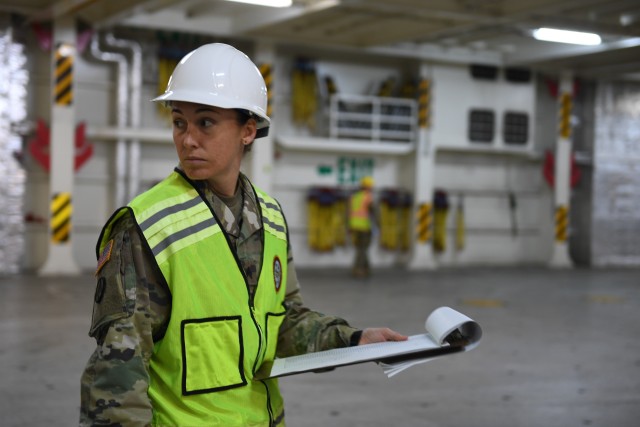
[1,267,639,427]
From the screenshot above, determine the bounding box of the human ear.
[243,118,257,144]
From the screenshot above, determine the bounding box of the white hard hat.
[153,43,271,138]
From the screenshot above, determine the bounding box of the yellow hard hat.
[360,176,374,188]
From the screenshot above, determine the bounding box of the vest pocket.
[181,316,247,395]
[264,311,286,362]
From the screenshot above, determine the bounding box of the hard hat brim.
[152,89,271,129]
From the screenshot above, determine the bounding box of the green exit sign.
[337,157,374,185]
[317,165,333,175]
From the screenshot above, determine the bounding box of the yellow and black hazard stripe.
[555,205,568,242]
[558,92,571,139]
[259,63,273,117]
[50,192,72,243]
[417,202,432,243]
[418,79,430,128]
[54,43,74,106]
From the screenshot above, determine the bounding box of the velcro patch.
[95,239,114,276]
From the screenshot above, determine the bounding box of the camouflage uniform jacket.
[80,172,359,426]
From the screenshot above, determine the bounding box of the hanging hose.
[307,187,340,251]
[381,201,396,249]
[292,58,318,130]
[157,57,179,119]
[378,189,413,251]
[399,192,413,251]
[379,189,399,250]
[377,76,396,97]
[455,194,465,251]
[433,190,449,253]
[332,191,348,246]
[318,189,336,251]
[307,188,320,250]
[509,191,518,237]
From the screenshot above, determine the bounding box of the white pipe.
[90,34,129,208]
[104,33,143,200]
[86,126,171,142]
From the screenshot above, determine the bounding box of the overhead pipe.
[89,33,129,208]
[103,33,143,201]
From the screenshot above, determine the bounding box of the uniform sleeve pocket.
[181,316,247,395]
[89,232,134,340]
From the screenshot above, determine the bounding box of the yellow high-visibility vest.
[98,170,288,426]
[349,189,372,231]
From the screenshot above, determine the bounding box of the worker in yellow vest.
[80,43,406,427]
[349,176,376,278]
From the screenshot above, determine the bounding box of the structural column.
[39,15,80,275]
[549,71,573,268]
[250,41,276,194]
[408,63,436,270]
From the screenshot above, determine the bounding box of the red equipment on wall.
[28,118,94,173]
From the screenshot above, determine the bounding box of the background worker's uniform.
[80,170,360,427]
[349,187,374,277]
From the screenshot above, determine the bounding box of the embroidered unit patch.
[95,239,114,276]
[273,255,282,292]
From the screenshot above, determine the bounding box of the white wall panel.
[430,150,552,266]
[431,64,536,149]
[435,233,549,266]
[19,30,556,271]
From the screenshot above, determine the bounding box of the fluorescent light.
[533,28,602,46]
[224,0,292,7]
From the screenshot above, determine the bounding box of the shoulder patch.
[95,239,114,276]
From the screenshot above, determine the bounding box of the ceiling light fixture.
[532,27,602,45]
[224,0,292,7]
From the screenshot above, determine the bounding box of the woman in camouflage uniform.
[80,43,406,427]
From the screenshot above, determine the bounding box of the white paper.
[255,306,482,380]
[380,307,483,377]
[379,358,434,377]
[425,306,482,348]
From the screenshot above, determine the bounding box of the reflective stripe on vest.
[100,171,288,427]
[258,194,287,241]
[137,187,220,266]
